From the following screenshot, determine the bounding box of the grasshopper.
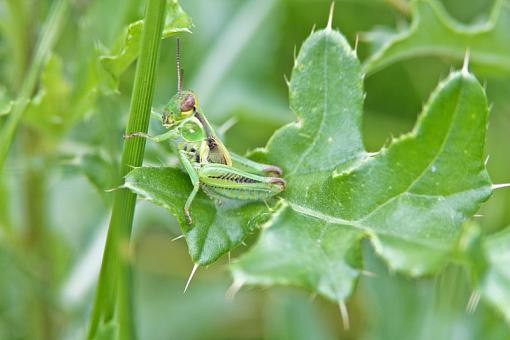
[125,39,285,224]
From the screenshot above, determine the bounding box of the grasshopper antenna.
[176,38,183,97]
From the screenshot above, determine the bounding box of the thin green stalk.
[23,128,53,340]
[4,0,33,91]
[87,1,167,339]
[0,2,66,338]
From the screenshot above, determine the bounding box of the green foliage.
[88,0,172,339]
[456,222,510,327]
[0,0,68,170]
[125,25,493,304]
[364,0,510,75]
[231,28,492,302]
[1,0,510,338]
[98,0,192,92]
[479,227,510,323]
[0,247,31,339]
[125,167,267,264]
[24,54,72,136]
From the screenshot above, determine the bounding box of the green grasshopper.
[125,39,285,224]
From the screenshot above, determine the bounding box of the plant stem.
[5,0,34,91]
[1,2,64,338]
[0,0,68,171]
[23,129,54,340]
[86,1,167,339]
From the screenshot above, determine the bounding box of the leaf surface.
[363,0,510,75]
[124,23,492,300]
[124,167,268,265]
[231,28,492,302]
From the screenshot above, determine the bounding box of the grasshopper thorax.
[162,90,199,128]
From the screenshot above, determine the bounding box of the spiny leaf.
[124,167,269,265]
[363,0,510,75]
[98,0,192,92]
[231,28,492,302]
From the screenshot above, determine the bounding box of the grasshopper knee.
[263,165,283,177]
[184,207,193,224]
[270,177,286,192]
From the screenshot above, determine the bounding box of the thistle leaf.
[231,28,492,302]
[124,25,492,302]
[364,0,510,75]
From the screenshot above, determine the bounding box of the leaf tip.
[462,48,470,76]
[183,263,199,293]
[225,279,244,300]
[354,32,360,54]
[326,2,335,31]
[338,300,350,330]
[171,234,185,242]
[493,183,510,190]
[104,186,118,193]
[283,73,290,87]
[466,290,481,314]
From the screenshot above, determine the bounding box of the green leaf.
[23,54,72,136]
[363,0,510,75]
[231,28,492,302]
[98,0,192,92]
[480,227,510,323]
[124,167,269,265]
[457,222,510,327]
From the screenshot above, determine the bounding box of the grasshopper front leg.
[178,150,200,224]
[230,152,283,177]
[123,129,178,143]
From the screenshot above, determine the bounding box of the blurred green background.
[0,0,509,339]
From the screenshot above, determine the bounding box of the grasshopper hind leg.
[230,153,283,177]
[198,164,285,201]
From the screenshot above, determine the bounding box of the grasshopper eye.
[180,94,195,112]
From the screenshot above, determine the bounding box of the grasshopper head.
[163,39,200,128]
[162,90,198,128]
